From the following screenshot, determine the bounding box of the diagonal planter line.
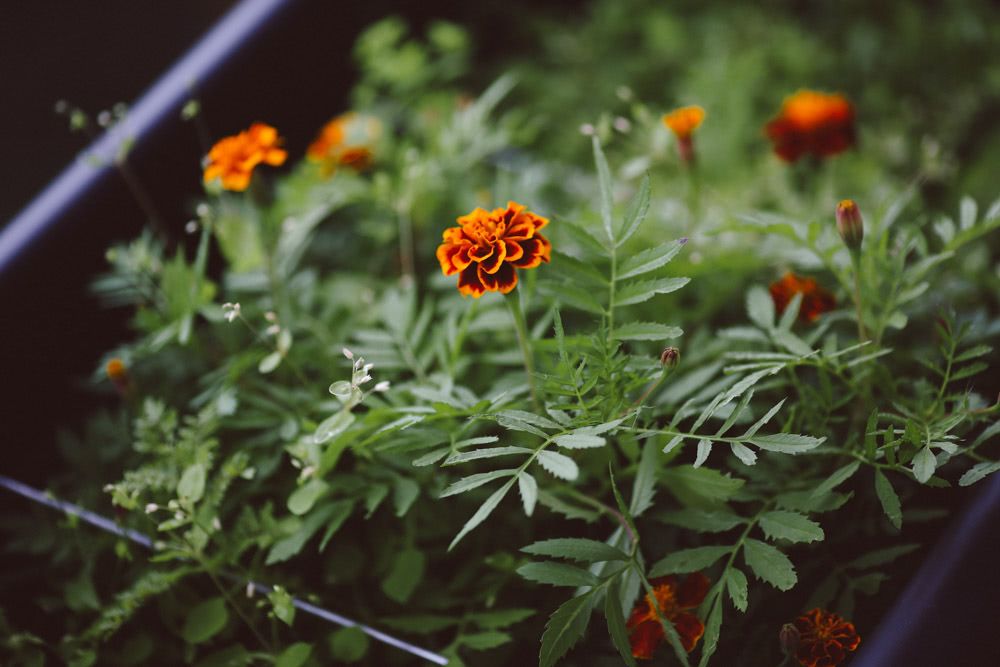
[0,473,449,665]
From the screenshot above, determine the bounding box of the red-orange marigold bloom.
[765,90,856,162]
[307,112,380,175]
[626,573,709,659]
[203,123,287,191]
[662,105,706,140]
[769,272,836,323]
[436,202,551,298]
[793,608,861,667]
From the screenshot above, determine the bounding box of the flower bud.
[779,622,801,656]
[660,347,680,368]
[836,199,864,251]
[105,358,131,395]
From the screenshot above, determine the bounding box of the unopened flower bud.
[105,358,131,395]
[660,347,680,368]
[145,503,159,514]
[836,199,864,251]
[779,622,801,656]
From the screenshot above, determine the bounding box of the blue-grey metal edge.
[0,0,293,279]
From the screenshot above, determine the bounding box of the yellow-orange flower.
[627,573,709,659]
[662,106,705,140]
[307,112,380,175]
[203,123,287,191]
[769,272,837,323]
[765,90,855,162]
[436,202,551,297]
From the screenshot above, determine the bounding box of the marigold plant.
[765,90,855,162]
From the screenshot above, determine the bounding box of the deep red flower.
[765,90,855,162]
[436,201,551,297]
[626,573,709,659]
[793,608,861,667]
[769,272,836,323]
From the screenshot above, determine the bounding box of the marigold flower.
[769,272,836,323]
[203,123,287,191]
[765,90,855,162]
[105,358,131,395]
[663,105,705,164]
[436,201,551,298]
[792,608,860,667]
[307,112,380,175]
[627,573,709,659]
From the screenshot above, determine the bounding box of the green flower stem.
[850,251,868,341]
[506,290,541,410]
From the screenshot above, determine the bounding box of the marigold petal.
[457,208,492,228]
[264,148,288,166]
[478,241,507,274]
[457,264,486,298]
[504,240,525,263]
[663,105,706,139]
[509,235,551,269]
[222,171,251,191]
[675,572,711,609]
[468,244,494,263]
[672,612,705,652]
[628,620,664,660]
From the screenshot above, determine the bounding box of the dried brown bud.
[779,622,801,656]
[660,347,680,368]
[836,199,864,251]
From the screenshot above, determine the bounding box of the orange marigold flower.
[792,608,861,667]
[765,90,855,162]
[627,573,709,659]
[105,357,131,395]
[769,272,836,323]
[307,112,380,175]
[203,123,287,191]
[436,201,551,298]
[662,105,706,140]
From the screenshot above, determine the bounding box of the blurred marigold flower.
[436,201,551,298]
[627,573,709,659]
[203,123,287,191]
[792,608,860,667]
[307,112,380,175]
[769,272,836,323]
[662,105,705,164]
[105,357,131,395]
[765,90,855,162]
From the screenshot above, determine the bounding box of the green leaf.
[461,631,512,650]
[630,439,658,517]
[267,586,295,626]
[912,446,937,483]
[743,539,796,591]
[605,577,637,666]
[498,409,562,430]
[537,450,579,480]
[328,627,369,663]
[725,568,748,612]
[287,479,328,516]
[317,500,354,552]
[848,544,921,570]
[466,608,535,629]
[730,442,757,466]
[618,239,686,280]
[275,642,311,667]
[955,344,992,363]
[553,433,606,449]
[382,548,426,604]
[314,411,355,444]
[522,538,629,562]
[874,470,902,529]
[449,481,513,550]
[739,399,785,439]
[649,546,731,576]
[608,466,639,541]
[810,461,861,499]
[659,508,744,532]
[439,469,516,498]
[592,137,615,244]
[749,433,824,453]
[258,351,282,374]
[517,472,538,516]
[959,461,1000,487]
[697,599,723,667]
[617,173,651,247]
[393,476,420,517]
[611,322,684,341]
[616,277,690,306]
[746,286,775,330]
[267,501,344,564]
[517,562,601,587]
[539,591,595,667]
[661,466,745,508]
[443,446,532,465]
[182,597,228,644]
[177,463,206,504]
[759,511,824,543]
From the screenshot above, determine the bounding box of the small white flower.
[357,374,372,385]
[613,116,631,133]
[373,381,391,392]
[185,220,199,234]
[145,503,159,514]
[342,347,354,360]
[246,581,255,598]
[266,324,281,336]
[301,465,316,479]
[579,123,596,136]
[196,203,210,218]
[212,517,222,530]
[362,363,374,374]
[222,302,241,323]
[265,311,278,323]
[103,484,114,493]
[174,511,185,521]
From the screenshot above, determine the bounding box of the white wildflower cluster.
[333,348,390,405]
[222,302,241,323]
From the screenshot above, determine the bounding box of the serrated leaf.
[649,546,731,576]
[461,631,512,650]
[467,608,535,629]
[874,470,902,529]
[618,239,686,280]
[955,344,992,363]
[177,463,206,504]
[743,539,796,591]
[659,508,744,532]
[275,642,311,667]
[439,469,516,498]
[759,511,824,543]
[725,568,748,612]
[617,173,650,247]
[959,461,1000,487]
[730,442,757,465]
[287,479,328,516]
[449,482,513,550]
[616,277,690,306]
[912,446,936,483]
[950,362,988,381]
[499,410,562,430]
[749,433,824,453]
[537,450,579,480]
[443,446,532,465]
[523,538,629,562]
[611,321,684,341]
[694,439,712,467]
[592,137,615,244]
[517,562,600,587]
[605,577,637,666]
[697,599,723,667]
[747,286,775,330]
[661,466,745,508]
[810,461,861,499]
[630,439,658,517]
[518,472,538,516]
[550,251,608,286]
[539,591,595,667]
[553,433,606,449]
